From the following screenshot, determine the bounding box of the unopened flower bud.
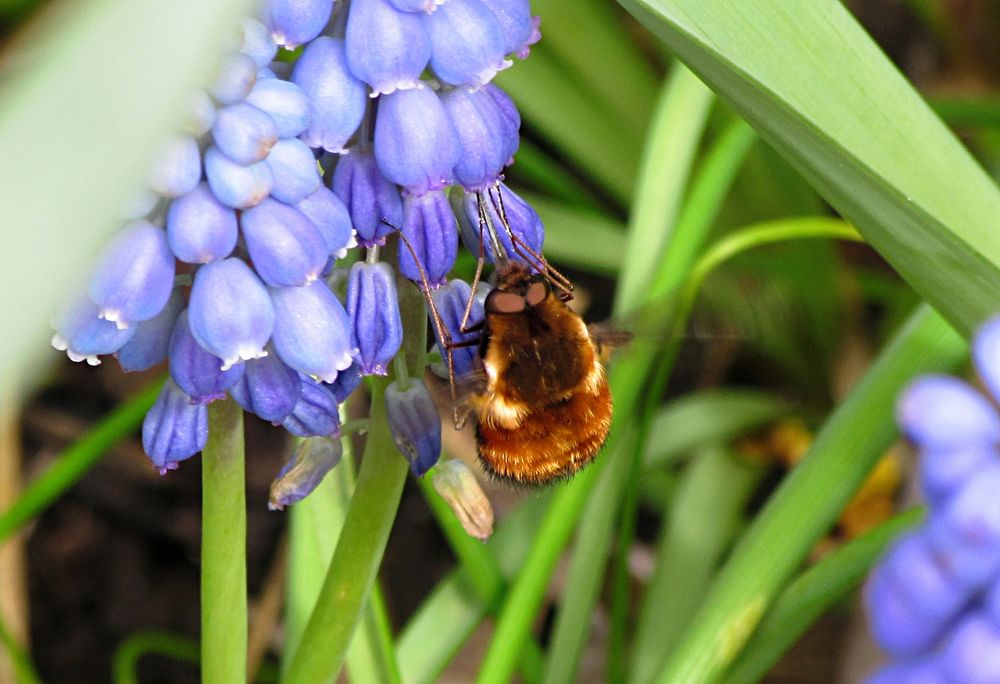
[142,379,208,474]
[204,146,274,209]
[282,375,342,437]
[432,460,493,540]
[399,190,458,287]
[331,150,402,246]
[229,348,302,422]
[385,378,441,476]
[269,436,343,509]
[429,279,484,378]
[168,311,245,404]
[295,186,356,258]
[116,288,185,372]
[346,262,403,375]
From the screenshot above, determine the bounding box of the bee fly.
[395,184,627,486]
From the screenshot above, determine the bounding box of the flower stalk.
[201,397,247,684]
[283,261,426,683]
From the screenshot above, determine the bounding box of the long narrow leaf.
[618,0,1000,336]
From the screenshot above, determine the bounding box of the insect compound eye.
[485,290,526,314]
[525,280,549,307]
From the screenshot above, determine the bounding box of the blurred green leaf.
[631,445,765,683]
[643,389,790,469]
[619,0,1000,336]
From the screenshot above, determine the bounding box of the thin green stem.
[0,380,162,544]
[201,398,247,684]
[282,276,425,684]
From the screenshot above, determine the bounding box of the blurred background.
[1,0,999,682]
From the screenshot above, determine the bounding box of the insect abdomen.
[476,375,612,485]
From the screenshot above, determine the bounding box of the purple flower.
[208,52,258,105]
[295,186,356,258]
[212,101,278,165]
[168,310,245,404]
[265,0,335,48]
[385,378,441,475]
[228,348,302,422]
[346,261,403,375]
[142,379,209,473]
[116,288,185,372]
[398,190,458,287]
[331,149,402,247]
[345,0,431,95]
[52,295,137,365]
[292,37,367,153]
[425,0,511,88]
[282,375,342,437]
[204,146,274,209]
[897,375,1000,449]
[387,0,445,11]
[441,86,510,190]
[328,362,363,403]
[240,197,328,286]
[270,280,355,382]
[454,183,544,264]
[428,278,484,378]
[269,436,343,509]
[188,258,275,369]
[147,134,202,198]
[867,313,1000,674]
[481,0,540,58]
[88,220,175,329]
[245,76,311,139]
[265,138,322,203]
[239,18,278,68]
[374,86,460,194]
[166,182,239,264]
[484,84,521,163]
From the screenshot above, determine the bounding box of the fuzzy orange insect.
[469,261,613,485]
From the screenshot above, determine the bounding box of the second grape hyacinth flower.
[865,314,1000,683]
[52,0,545,506]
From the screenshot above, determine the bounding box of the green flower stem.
[725,507,924,684]
[282,275,425,684]
[0,379,162,545]
[0,609,39,684]
[201,397,247,684]
[654,305,966,684]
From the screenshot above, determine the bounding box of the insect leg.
[382,217,468,429]
[487,183,575,301]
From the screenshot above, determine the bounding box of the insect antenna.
[484,183,575,301]
[380,218,480,430]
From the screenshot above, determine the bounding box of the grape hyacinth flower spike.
[865,313,1000,680]
[50,0,548,509]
